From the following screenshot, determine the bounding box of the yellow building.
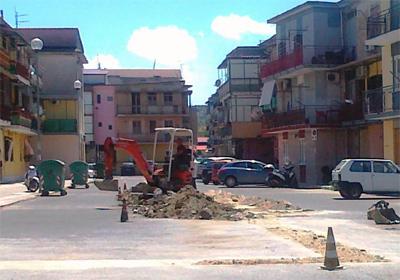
[366,1,400,164]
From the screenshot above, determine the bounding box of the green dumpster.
[37,160,67,196]
[69,161,89,188]
[95,163,105,179]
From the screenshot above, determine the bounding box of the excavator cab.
[94,127,195,192]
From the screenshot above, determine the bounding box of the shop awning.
[259,80,277,111]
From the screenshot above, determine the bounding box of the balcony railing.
[117,133,168,143]
[42,119,77,133]
[260,46,356,79]
[117,105,188,115]
[10,109,33,129]
[367,5,400,39]
[365,86,400,116]
[262,105,343,130]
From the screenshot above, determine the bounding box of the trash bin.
[95,163,105,179]
[69,161,89,188]
[37,160,67,196]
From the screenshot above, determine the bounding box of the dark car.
[121,162,136,176]
[218,160,271,187]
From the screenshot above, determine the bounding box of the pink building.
[92,85,116,145]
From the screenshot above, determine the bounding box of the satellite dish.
[214,79,221,87]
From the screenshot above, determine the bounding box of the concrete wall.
[43,100,77,119]
[38,53,83,96]
[41,135,80,167]
[93,85,116,145]
[0,130,30,183]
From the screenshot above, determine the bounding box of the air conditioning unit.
[365,45,378,53]
[326,72,340,84]
[356,65,366,79]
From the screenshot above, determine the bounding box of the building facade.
[0,16,39,182]
[84,69,193,173]
[18,28,87,167]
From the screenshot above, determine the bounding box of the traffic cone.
[120,199,128,222]
[321,227,343,271]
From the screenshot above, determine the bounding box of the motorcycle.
[265,163,298,188]
[24,165,40,192]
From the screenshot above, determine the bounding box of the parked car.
[202,160,233,185]
[195,156,235,179]
[121,162,136,176]
[332,159,400,199]
[88,163,96,178]
[218,160,271,187]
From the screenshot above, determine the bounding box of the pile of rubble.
[125,185,300,221]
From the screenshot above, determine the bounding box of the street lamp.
[73,79,84,160]
[31,37,43,162]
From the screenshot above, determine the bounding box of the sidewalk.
[0,182,37,208]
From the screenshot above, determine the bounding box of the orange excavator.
[94,128,195,193]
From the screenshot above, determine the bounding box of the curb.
[0,194,37,208]
[320,185,336,191]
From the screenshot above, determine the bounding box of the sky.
[2,0,336,105]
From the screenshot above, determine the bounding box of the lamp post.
[73,79,84,160]
[30,37,43,162]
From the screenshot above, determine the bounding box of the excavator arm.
[104,137,153,184]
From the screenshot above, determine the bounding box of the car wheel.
[347,183,362,199]
[339,189,351,199]
[41,190,49,197]
[212,181,219,185]
[60,190,67,196]
[225,176,237,188]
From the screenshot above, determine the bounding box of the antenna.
[15,8,29,28]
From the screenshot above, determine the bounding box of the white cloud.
[211,14,275,40]
[85,54,121,69]
[127,26,198,66]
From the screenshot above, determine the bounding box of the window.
[148,93,157,105]
[232,162,247,168]
[132,121,141,134]
[164,92,173,105]
[108,125,112,130]
[350,161,371,172]
[299,140,306,164]
[248,162,263,170]
[373,161,398,173]
[164,120,173,127]
[107,96,113,102]
[4,137,13,162]
[97,94,101,104]
[98,122,102,127]
[149,120,156,133]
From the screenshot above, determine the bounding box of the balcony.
[10,109,33,129]
[42,119,77,133]
[117,133,168,143]
[117,105,188,115]
[260,46,356,79]
[262,105,343,131]
[367,5,400,40]
[365,86,400,119]
[9,61,30,80]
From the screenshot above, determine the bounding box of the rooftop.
[107,69,182,79]
[218,46,265,69]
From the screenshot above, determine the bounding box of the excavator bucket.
[94,179,119,191]
[368,200,400,225]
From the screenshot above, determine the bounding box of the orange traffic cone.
[321,227,343,271]
[120,199,128,222]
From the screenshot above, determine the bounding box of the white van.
[332,159,400,199]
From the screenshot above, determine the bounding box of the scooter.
[24,165,40,192]
[265,163,298,188]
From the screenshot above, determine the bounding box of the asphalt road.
[197,180,400,214]
[0,176,399,279]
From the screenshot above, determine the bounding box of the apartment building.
[18,28,87,167]
[84,69,193,173]
[0,16,38,182]
[365,0,400,164]
[208,46,272,162]
[259,0,386,185]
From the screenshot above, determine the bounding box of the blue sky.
[2,0,336,105]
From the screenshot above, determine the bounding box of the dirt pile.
[126,186,300,221]
[205,190,300,211]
